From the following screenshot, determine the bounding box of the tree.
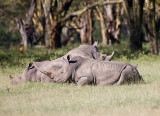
[145,0,159,55]
[95,6,108,46]
[0,0,32,48]
[123,0,145,52]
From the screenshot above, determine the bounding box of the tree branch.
[63,0,123,22]
[27,0,36,24]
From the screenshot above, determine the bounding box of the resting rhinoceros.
[10,61,56,85]
[51,55,143,86]
[32,41,114,73]
[10,42,114,85]
[44,41,114,68]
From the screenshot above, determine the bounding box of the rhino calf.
[52,55,143,86]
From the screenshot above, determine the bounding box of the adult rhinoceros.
[41,41,114,69]
[10,61,55,85]
[51,55,143,86]
[10,42,114,85]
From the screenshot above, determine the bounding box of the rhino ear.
[9,75,14,80]
[67,55,71,61]
[93,41,98,47]
[28,62,33,70]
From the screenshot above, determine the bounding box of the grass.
[0,42,160,116]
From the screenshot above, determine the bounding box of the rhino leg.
[97,75,120,86]
[116,72,126,85]
[116,65,140,85]
[77,76,88,86]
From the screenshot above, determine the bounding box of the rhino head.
[9,74,25,85]
[93,51,114,61]
[9,64,33,85]
[91,41,114,61]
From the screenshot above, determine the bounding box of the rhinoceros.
[45,41,114,68]
[10,61,56,85]
[51,55,143,86]
[10,42,114,85]
[33,41,114,73]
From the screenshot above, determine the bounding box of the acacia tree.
[16,0,36,49]
[0,0,32,48]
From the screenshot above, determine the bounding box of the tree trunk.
[16,0,36,49]
[104,0,113,45]
[96,6,108,46]
[32,0,43,45]
[123,0,144,52]
[104,0,120,45]
[52,19,62,49]
[80,14,87,43]
[41,0,52,47]
[146,0,158,55]
[87,9,93,45]
[51,0,73,49]
[15,19,28,49]
[115,3,121,43]
[27,0,36,25]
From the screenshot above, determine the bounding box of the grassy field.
[0,42,160,116]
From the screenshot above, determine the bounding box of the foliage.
[0,40,150,67]
[0,24,21,48]
[0,0,31,20]
[0,0,31,48]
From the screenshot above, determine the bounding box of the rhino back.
[91,61,127,84]
[67,48,93,59]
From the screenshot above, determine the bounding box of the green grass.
[0,42,160,116]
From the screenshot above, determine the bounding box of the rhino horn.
[107,51,114,61]
[34,64,54,78]
[9,75,14,80]
[41,70,54,78]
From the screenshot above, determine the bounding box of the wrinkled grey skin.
[10,42,114,85]
[53,56,143,86]
[10,61,55,85]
